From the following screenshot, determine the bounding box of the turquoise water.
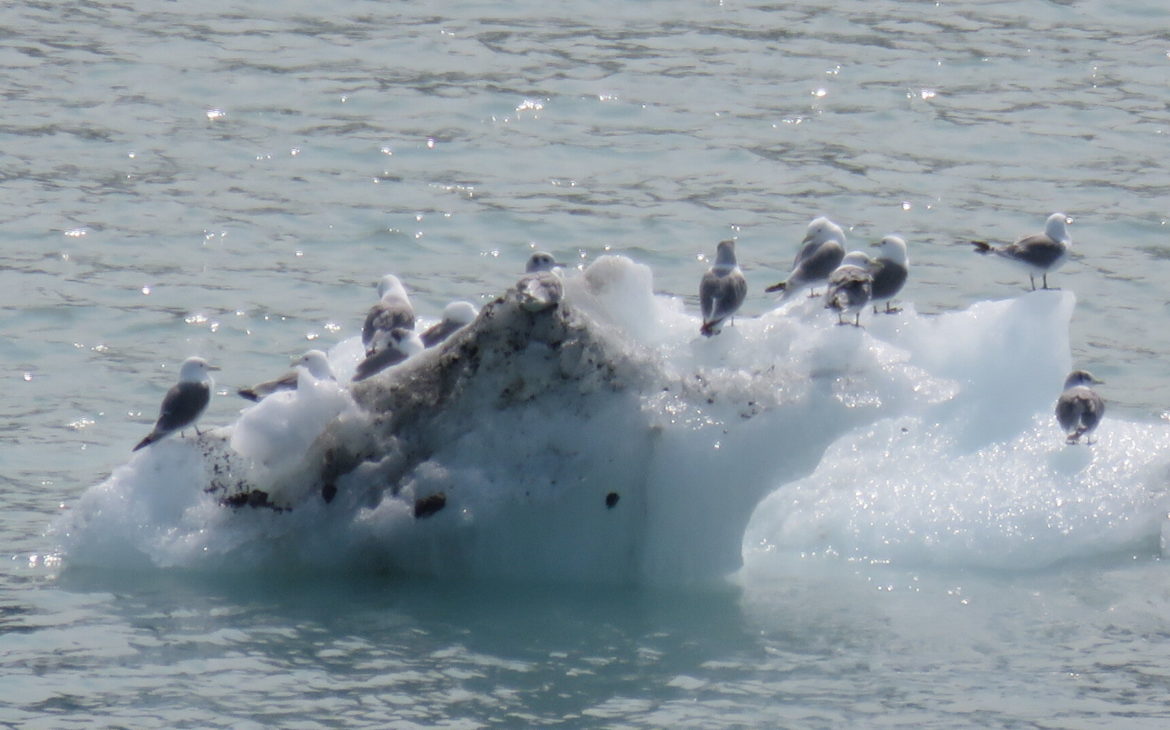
[6,0,1170,726]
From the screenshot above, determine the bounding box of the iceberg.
[52,256,1170,582]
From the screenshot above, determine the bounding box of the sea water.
[5,0,1170,726]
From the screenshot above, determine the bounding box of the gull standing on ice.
[869,235,909,314]
[353,328,425,382]
[133,356,220,451]
[699,239,748,337]
[515,251,564,313]
[970,212,1071,291]
[764,217,847,300]
[824,251,874,327]
[362,274,415,355]
[237,350,334,402]
[1055,370,1105,445]
[420,301,479,348]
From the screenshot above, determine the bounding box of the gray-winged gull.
[764,217,847,300]
[362,274,416,355]
[1055,370,1105,444]
[824,251,874,327]
[515,252,564,313]
[869,235,909,314]
[420,301,479,348]
[133,356,220,451]
[237,350,334,402]
[353,327,425,382]
[971,212,1071,291]
[699,239,748,337]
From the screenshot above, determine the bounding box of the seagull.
[824,251,874,327]
[362,274,415,355]
[1055,370,1105,445]
[515,252,564,313]
[133,356,220,451]
[237,350,334,402]
[420,301,478,347]
[353,328,424,382]
[970,212,1071,290]
[869,235,909,314]
[699,239,748,337]
[764,217,847,300]
[525,251,563,273]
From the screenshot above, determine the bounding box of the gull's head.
[803,216,847,246]
[292,350,334,380]
[1044,213,1071,244]
[525,251,560,273]
[870,235,908,265]
[713,239,738,269]
[179,356,219,383]
[1063,369,1103,389]
[390,328,425,357]
[376,274,408,301]
[840,250,872,268]
[442,300,479,326]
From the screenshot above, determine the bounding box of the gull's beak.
[869,239,880,247]
[1092,376,1105,385]
[801,232,815,245]
[207,365,222,372]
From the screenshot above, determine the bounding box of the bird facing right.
[971,212,1071,291]
[1055,370,1105,445]
[869,235,909,314]
[134,356,220,451]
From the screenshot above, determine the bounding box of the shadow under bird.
[353,327,424,382]
[237,350,334,402]
[970,212,1071,291]
[824,251,874,327]
[868,235,909,314]
[764,216,847,299]
[133,356,220,451]
[362,274,415,355]
[699,239,747,337]
[1055,370,1105,445]
[516,251,564,313]
[421,301,479,348]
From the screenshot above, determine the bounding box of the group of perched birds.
[130,254,567,451]
[697,211,1076,336]
[129,211,1102,452]
[697,210,1102,445]
[699,217,911,337]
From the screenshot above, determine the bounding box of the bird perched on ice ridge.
[869,235,909,314]
[353,327,424,382]
[970,212,1071,291]
[1055,370,1105,445]
[699,239,748,337]
[515,251,564,313]
[420,301,479,348]
[764,217,847,300]
[133,356,220,451]
[237,350,334,402]
[824,251,873,327]
[362,274,415,355]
